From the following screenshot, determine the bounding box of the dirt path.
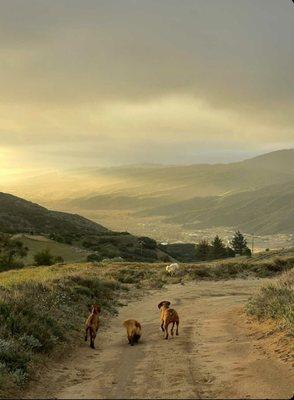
[26,280,293,399]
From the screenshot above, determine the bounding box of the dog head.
[92,304,101,314]
[157,301,171,309]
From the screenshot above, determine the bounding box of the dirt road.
[26,279,293,399]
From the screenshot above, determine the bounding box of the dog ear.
[158,301,171,309]
[158,301,164,309]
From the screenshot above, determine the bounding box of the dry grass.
[0,262,126,396]
[246,268,294,334]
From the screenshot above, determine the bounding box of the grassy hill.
[12,235,91,265]
[0,193,171,263]
[0,192,108,237]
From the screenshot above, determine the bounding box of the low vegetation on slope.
[0,264,126,396]
[0,192,172,264]
[246,268,294,333]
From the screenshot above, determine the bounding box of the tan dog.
[158,301,179,340]
[123,319,142,346]
[85,304,101,349]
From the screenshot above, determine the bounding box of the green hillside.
[0,193,171,263]
[13,235,90,265]
[0,192,108,237]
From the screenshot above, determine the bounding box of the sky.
[0,0,294,180]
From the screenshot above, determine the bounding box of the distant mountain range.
[2,149,294,236]
[139,180,294,235]
[65,149,294,235]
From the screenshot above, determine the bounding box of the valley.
[2,149,294,250]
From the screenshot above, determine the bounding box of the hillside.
[12,235,91,265]
[0,192,108,236]
[61,149,294,211]
[4,149,294,208]
[140,181,294,235]
[0,192,171,263]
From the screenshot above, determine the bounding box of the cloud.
[0,0,293,170]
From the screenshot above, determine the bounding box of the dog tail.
[135,321,141,329]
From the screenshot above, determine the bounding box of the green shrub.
[34,249,63,266]
[87,253,103,262]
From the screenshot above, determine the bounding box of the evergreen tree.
[209,235,227,259]
[195,239,211,261]
[230,231,249,255]
[226,246,236,258]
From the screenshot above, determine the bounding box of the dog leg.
[90,329,95,349]
[176,321,179,336]
[164,323,169,340]
[171,322,175,337]
[160,321,164,332]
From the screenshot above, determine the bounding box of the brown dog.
[123,319,142,346]
[85,304,101,349]
[158,301,179,340]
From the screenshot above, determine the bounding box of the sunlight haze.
[0,0,293,175]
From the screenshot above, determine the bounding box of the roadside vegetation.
[246,268,294,334]
[159,231,251,262]
[1,230,253,275]
[0,263,127,396]
[0,251,293,395]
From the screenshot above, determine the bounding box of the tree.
[243,247,252,257]
[226,246,236,258]
[0,234,28,269]
[209,235,227,259]
[138,236,157,250]
[195,240,211,261]
[230,231,250,255]
[34,249,58,266]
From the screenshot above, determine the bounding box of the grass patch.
[246,268,294,333]
[187,257,294,281]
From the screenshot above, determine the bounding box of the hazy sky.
[0,0,293,179]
